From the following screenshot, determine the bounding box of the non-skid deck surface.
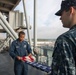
[0,52,14,75]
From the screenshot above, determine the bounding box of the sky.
[14,0,69,39]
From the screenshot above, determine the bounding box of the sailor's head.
[55,0,76,28]
[55,0,76,16]
[18,31,25,41]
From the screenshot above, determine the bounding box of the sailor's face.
[19,34,25,41]
[60,10,71,28]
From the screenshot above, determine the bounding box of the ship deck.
[0,52,14,75]
[0,51,50,75]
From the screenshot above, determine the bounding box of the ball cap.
[55,0,76,16]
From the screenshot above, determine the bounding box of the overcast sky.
[14,0,69,39]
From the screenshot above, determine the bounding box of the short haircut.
[18,31,25,36]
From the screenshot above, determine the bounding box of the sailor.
[49,0,76,75]
[9,31,32,75]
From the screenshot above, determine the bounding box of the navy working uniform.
[50,25,76,75]
[9,39,32,75]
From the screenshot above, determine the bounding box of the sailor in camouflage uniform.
[50,0,76,75]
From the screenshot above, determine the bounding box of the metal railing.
[0,36,11,52]
[33,46,53,66]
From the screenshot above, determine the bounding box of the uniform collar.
[70,24,76,30]
[16,39,25,44]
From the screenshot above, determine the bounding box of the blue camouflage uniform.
[9,39,32,75]
[50,25,76,75]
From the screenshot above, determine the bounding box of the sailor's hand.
[17,56,22,60]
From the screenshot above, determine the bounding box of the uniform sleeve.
[50,36,75,75]
[9,42,17,59]
[26,42,32,54]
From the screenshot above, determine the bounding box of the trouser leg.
[14,63,23,75]
[22,62,28,75]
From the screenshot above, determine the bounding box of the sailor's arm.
[50,36,75,75]
[26,42,32,56]
[9,42,17,59]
